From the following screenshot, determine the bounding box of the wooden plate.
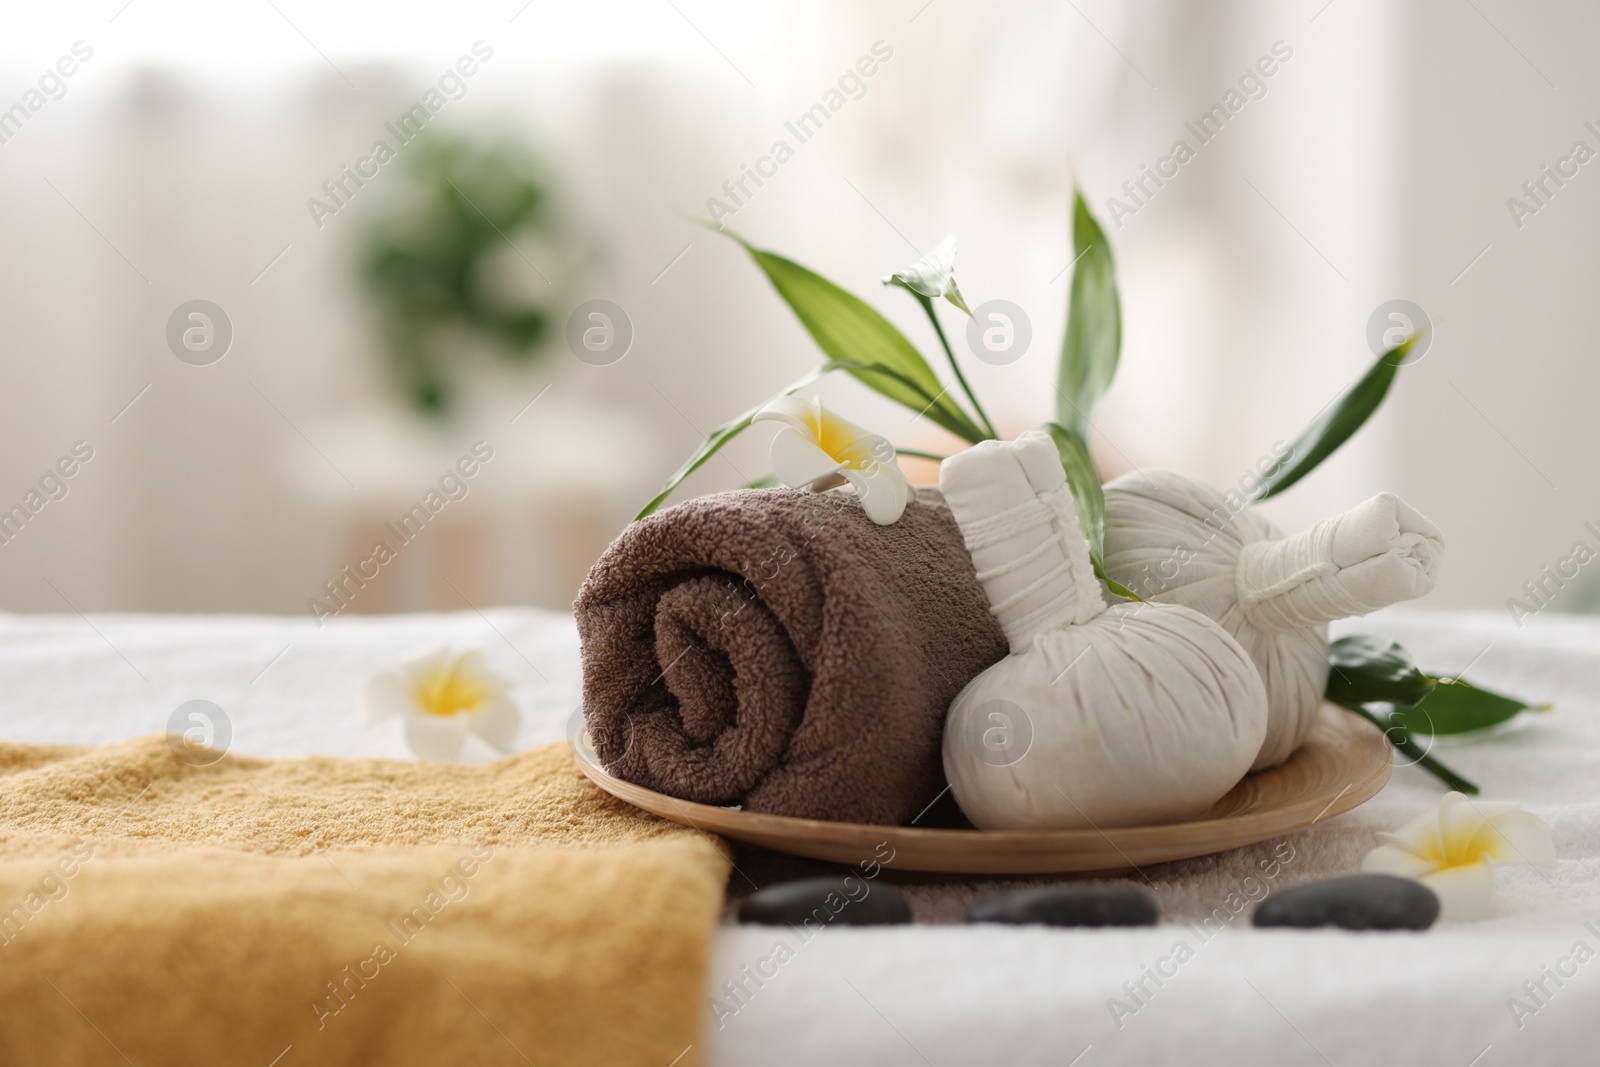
[572,704,1391,874]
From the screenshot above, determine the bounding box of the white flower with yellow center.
[361,647,520,761]
[753,396,911,525]
[1361,791,1556,921]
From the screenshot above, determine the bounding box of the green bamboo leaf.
[1252,336,1417,501]
[743,475,781,489]
[1041,422,1141,601]
[1391,677,1551,736]
[634,364,831,520]
[710,227,987,442]
[1056,192,1121,439]
[1339,704,1480,795]
[823,359,964,420]
[1042,422,1102,554]
[747,248,988,441]
[1327,634,1548,739]
[1325,635,1435,708]
[903,290,997,440]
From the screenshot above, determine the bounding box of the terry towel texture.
[0,738,730,1067]
[576,487,1009,825]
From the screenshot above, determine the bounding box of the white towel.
[0,606,1589,1066]
[705,608,1597,1067]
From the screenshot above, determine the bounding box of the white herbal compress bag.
[1103,469,1444,770]
[939,433,1268,831]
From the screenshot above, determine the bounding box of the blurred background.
[0,0,1590,618]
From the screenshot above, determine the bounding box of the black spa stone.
[1251,874,1439,931]
[738,876,911,927]
[966,885,1159,928]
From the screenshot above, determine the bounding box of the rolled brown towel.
[576,487,1008,825]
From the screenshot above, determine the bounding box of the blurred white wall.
[0,0,1562,616]
[1392,0,1600,613]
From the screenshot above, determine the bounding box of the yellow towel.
[0,737,730,1067]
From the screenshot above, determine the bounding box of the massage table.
[0,606,1589,1064]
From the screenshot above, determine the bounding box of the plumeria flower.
[1361,791,1556,921]
[883,234,971,315]
[752,396,911,525]
[361,647,520,761]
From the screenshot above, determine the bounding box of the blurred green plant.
[360,137,553,417]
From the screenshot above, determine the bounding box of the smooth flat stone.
[738,876,912,927]
[1252,874,1439,931]
[966,886,1158,927]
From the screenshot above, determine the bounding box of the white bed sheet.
[0,606,1594,1065]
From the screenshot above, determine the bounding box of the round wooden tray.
[572,704,1391,874]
